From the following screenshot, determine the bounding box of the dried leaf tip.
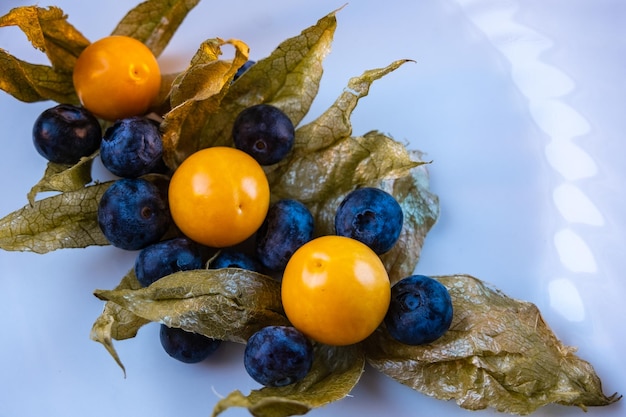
[366,274,621,414]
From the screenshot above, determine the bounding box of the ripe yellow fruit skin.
[73,35,161,121]
[168,147,270,248]
[282,235,391,346]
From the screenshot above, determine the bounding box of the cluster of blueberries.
[30,70,453,386]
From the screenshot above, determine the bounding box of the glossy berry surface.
[384,275,453,345]
[335,187,403,255]
[168,146,270,248]
[232,104,295,165]
[233,60,255,81]
[210,249,261,272]
[134,237,202,287]
[256,199,314,272]
[159,325,221,364]
[97,178,170,250]
[32,104,102,164]
[244,326,313,387]
[73,35,161,121]
[282,236,390,346]
[100,117,163,178]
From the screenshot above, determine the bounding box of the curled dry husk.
[0,1,619,416]
[366,275,620,415]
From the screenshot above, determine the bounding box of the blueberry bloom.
[100,116,163,178]
[232,104,295,165]
[97,178,170,250]
[32,104,101,164]
[384,275,453,345]
[244,326,313,387]
[335,187,403,254]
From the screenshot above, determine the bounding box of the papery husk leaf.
[213,344,365,417]
[365,274,621,414]
[90,268,149,375]
[264,59,438,283]
[111,0,201,57]
[168,38,239,107]
[291,59,413,155]
[161,38,249,167]
[0,50,77,103]
[93,268,288,343]
[27,152,97,205]
[161,10,337,168]
[266,59,417,198]
[222,9,337,129]
[266,60,419,203]
[0,6,90,72]
[0,181,111,253]
[268,131,421,205]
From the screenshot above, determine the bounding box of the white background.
[0,1,624,416]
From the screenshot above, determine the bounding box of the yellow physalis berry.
[281,235,391,346]
[168,146,271,248]
[72,35,161,121]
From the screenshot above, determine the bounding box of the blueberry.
[244,326,313,387]
[135,237,203,287]
[384,275,453,345]
[100,116,163,178]
[334,187,403,255]
[159,325,221,364]
[256,199,314,272]
[232,104,295,165]
[97,178,171,250]
[233,60,255,81]
[32,104,102,164]
[210,249,261,272]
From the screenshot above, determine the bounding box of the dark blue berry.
[244,326,313,387]
[159,325,221,364]
[232,104,295,165]
[384,275,453,345]
[256,199,314,272]
[97,178,170,250]
[100,117,163,178]
[233,60,255,81]
[32,104,101,164]
[135,237,203,287]
[210,249,261,272]
[334,187,403,254]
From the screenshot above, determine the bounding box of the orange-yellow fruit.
[281,235,391,345]
[168,147,270,248]
[73,35,161,121]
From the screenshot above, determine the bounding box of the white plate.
[0,1,623,416]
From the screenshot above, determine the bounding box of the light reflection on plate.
[0,1,623,416]
[458,0,605,321]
